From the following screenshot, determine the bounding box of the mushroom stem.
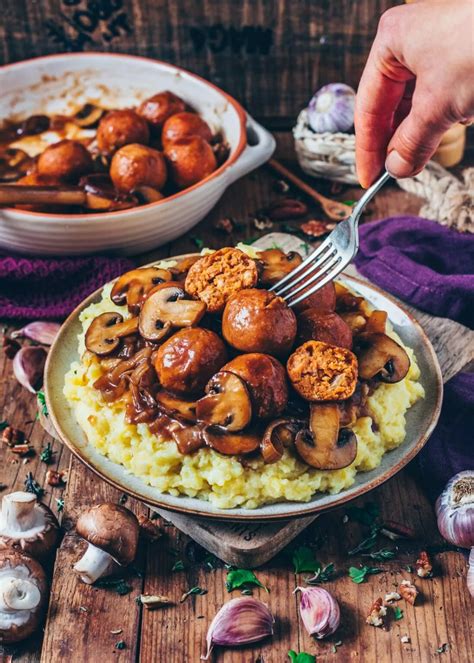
[73,543,117,584]
[0,577,41,612]
[2,492,37,531]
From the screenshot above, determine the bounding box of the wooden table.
[1,133,472,663]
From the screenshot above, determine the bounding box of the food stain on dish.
[63,247,424,510]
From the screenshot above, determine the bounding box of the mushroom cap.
[0,549,48,644]
[75,503,139,566]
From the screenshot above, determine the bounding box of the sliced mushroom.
[355,333,410,383]
[73,104,105,128]
[257,249,302,286]
[196,371,252,432]
[111,267,173,313]
[170,256,201,282]
[364,310,387,335]
[139,282,206,342]
[260,418,300,464]
[155,390,197,423]
[171,425,206,454]
[294,403,357,470]
[85,312,139,356]
[133,186,164,204]
[203,426,260,455]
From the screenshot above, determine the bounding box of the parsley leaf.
[172,560,185,572]
[95,578,132,595]
[346,502,380,526]
[0,420,8,431]
[37,391,48,417]
[348,566,382,584]
[180,586,207,602]
[115,641,126,650]
[191,237,204,249]
[393,606,404,620]
[56,498,64,513]
[292,546,321,574]
[226,568,268,593]
[40,443,53,464]
[348,525,380,555]
[288,651,316,663]
[24,472,44,498]
[362,548,396,561]
[435,643,449,654]
[306,562,335,584]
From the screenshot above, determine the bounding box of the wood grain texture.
[1,0,401,120]
[1,132,472,662]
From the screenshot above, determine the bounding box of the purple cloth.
[0,255,134,320]
[355,216,474,497]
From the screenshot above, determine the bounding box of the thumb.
[385,95,453,178]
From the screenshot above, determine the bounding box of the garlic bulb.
[202,597,274,660]
[436,471,474,597]
[307,83,355,134]
[11,322,60,346]
[295,586,340,639]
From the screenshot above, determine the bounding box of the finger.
[393,79,415,131]
[385,87,453,178]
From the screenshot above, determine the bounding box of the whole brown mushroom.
[96,109,150,155]
[222,288,297,357]
[0,492,59,561]
[136,91,186,130]
[154,328,227,395]
[0,549,48,644]
[110,143,167,194]
[73,503,139,584]
[162,111,213,148]
[222,353,288,419]
[36,139,93,182]
[165,136,217,188]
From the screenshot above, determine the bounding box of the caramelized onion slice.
[203,426,260,455]
[260,418,300,464]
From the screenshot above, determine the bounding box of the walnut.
[138,514,162,542]
[10,444,31,457]
[213,217,234,234]
[401,635,411,644]
[384,591,401,604]
[46,469,67,486]
[366,597,387,627]
[415,551,433,578]
[1,426,25,447]
[399,579,419,605]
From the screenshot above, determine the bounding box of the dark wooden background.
[0,0,401,123]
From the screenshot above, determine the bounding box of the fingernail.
[385,150,413,178]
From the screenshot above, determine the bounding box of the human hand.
[355,0,474,188]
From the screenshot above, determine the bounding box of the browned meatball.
[36,140,93,182]
[222,353,288,419]
[137,91,186,129]
[162,112,213,148]
[222,289,297,357]
[297,310,353,349]
[293,281,337,313]
[165,136,217,188]
[96,109,150,156]
[154,328,228,395]
[110,144,167,194]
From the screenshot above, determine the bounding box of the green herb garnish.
[37,391,48,417]
[0,420,8,431]
[40,443,53,464]
[348,525,380,555]
[56,498,64,513]
[362,548,396,561]
[180,586,207,602]
[393,606,404,620]
[226,568,268,593]
[346,502,380,526]
[95,578,132,595]
[191,237,204,249]
[115,641,126,650]
[241,236,259,245]
[24,472,44,498]
[435,643,449,654]
[292,546,321,574]
[172,560,185,572]
[288,651,316,663]
[306,562,335,584]
[342,200,356,206]
[348,566,382,584]
[118,493,128,505]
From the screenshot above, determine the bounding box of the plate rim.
[45,255,443,521]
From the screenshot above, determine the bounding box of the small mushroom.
[111,267,173,313]
[0,491,60,561]
[196,372,252,432]
[355,333,410,383]
[260,418,300,464]
[85,312,139,356]
[203,427,260,456]
[138,282,206,342]
[171,425,206,455]
[73,503,139,584]
[0,549,48,644]
[155,390,198,422]
[294,403,357,470]
[170,256,201,282]
[73,104,105,128]
[257,249,303,286]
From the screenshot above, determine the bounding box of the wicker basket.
[293,109,358,184]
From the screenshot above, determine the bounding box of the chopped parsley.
[114,641,126,650]
[180,586,207,603]
[24,472,44,498]
[225,568,268,593]
[362,548,397,561]
[95,577,132,595]
[40,443,53,464]
[56,498,64,513]
[37,391,48,417]
[191,236,204,250]
[172,560,185,572]
[348,566,382,584]
[288,651,316,663]
[0,420,8,431]
[393,606,404,620]
[292,546,321,574]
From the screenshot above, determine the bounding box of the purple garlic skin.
[12,346,47,394]
[435,471,474,549]
[307,83,355,134]
[11,322,60,346]
[296,586,340,639]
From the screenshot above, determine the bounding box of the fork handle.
[351,171,392,223]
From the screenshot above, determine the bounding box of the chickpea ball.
[154,328,228,395]
[165,136,217,189]
[96,109,150,156]
[297,310,353,349]
[110,144,167,194]
[222,288,297,357]
[222,353,288,419]
[137,91,186,129]
[162,112,213,148]
[36,140,93,182]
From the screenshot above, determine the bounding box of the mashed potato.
[64,279,424,509]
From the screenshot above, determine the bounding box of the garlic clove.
[12,346,47,393]
[435,471,474,549]
[202,597,274,660]
[11,322,60,346]
[295,586,340,639]
[468,548,474,598]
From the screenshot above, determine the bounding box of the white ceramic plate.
[0,53,275,256]
[45,259,443,521]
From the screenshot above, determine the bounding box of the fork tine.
[279,248,338,299]
[271,235,335,295]
[287,256,345,308]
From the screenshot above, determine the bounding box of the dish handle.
[226,114,276,184]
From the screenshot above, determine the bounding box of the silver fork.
[270,170,392,307]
